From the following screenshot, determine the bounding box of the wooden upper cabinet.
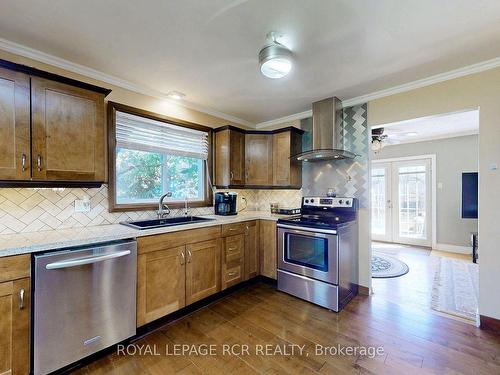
[31,77,105,182]
[273,130,302,187]
[136,246,186,327]
[214,128,245,186]
[0,67,30,180]
[185,238,221,304]
[245,134,273,186]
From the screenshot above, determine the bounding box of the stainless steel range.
[277,197,359,311]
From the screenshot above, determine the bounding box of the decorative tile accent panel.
[302,103,369,208]
[0,185,302,234]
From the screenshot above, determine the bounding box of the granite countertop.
[0,211,284,258]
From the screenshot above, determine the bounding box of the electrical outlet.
[74,199,91,213]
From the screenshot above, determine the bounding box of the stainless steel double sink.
[121,216,214,230]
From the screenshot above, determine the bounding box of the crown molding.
[0,37,253,127]
[256,55,500,128]
[254,109,312,129]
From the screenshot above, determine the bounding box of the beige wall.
[373,135,479,248]
[0,49,247,129]
[368,67,500,320]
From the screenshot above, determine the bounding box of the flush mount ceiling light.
[405,132,418,137]
[259,32,293,79]
[166,91,186,100]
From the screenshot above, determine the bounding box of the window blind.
[115,111,209,159]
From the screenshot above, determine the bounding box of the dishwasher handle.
[45,250,131,270]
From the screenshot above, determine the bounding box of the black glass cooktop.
[277,214,355,229]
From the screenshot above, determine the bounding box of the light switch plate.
[74,199,91,213]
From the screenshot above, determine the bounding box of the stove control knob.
[310,199,315,203]
[305,199,309,204]
[339,199,343,204]
[345,200,350,205]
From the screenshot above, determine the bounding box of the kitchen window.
[108,102,213,211]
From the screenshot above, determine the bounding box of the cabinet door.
[245,134,273,185]
[137,246,186,327]
[229,130,245,184]
[244,220,259,280]
[259,220,277,279]
[186,239,221,304]
[0,67,30,180]
[272,131,291,186]
[31,77,105,181]
[0,278,30,375]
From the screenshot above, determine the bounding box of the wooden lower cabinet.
[222,234,244,290]
[186,239,221,304]
[244,220,260,280]
[259,220,277,279]
[136,246,186,327]
[0,277,30,375]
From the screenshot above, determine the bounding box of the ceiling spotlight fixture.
[259,32,293,79]
[167,91,186,100]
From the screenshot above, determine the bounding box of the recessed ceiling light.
[259,32,293,79]
[167,91,185,100]
[405,132,418,137]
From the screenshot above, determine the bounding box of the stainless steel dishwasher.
[33,240,137,375]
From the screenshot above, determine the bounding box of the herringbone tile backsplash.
[0,186,301,235]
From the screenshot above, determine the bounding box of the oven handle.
[277,224,337,235]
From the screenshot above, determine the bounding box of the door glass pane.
[398,165,426,239]
[371,168,386,235]
[285,234,328,271]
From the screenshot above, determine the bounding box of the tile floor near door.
[75,281,500,375]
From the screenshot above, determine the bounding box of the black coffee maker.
[214,192,237,216]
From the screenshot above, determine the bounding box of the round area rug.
[371,252,409,278]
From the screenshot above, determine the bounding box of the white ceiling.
[1,0,500,124]
[374,110,479,145]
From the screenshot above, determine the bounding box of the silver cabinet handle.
[228,228,237,231]
[228,271,237,276]
[230,171,234,181]
[37,154,42,171]
[180,251,185,265]
[187,249,192,263]
[21,154,26,172]
[245,224,249,235]
[227,247,238,252]
[46,250,131,270]
[19,288,25,309]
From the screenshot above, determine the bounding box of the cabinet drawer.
[225,234,244,262]
[223,263,243,289]
[221,222,246,236]
[0,254,30,283]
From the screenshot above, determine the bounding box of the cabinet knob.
[19,288,25,310]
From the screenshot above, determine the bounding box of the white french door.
[371,157,432,247]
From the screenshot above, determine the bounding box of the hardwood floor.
[74,280,500,375]
[371,241,476,319]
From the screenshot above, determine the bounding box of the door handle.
[45,250,131,270]
[19,288,25,309]
[37,154,42,172]
[180,251,185,265]
[187,249,192,263]
[21,154,27,172]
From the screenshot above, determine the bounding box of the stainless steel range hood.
[291,97,356,162]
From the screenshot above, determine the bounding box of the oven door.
[277,224,338,285]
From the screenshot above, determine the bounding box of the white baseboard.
[433,243,472,254]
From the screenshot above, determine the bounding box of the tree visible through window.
[116,148,204,204]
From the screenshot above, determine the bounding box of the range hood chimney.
[291,97,355,162]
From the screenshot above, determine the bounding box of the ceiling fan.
[371,127,400,152]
